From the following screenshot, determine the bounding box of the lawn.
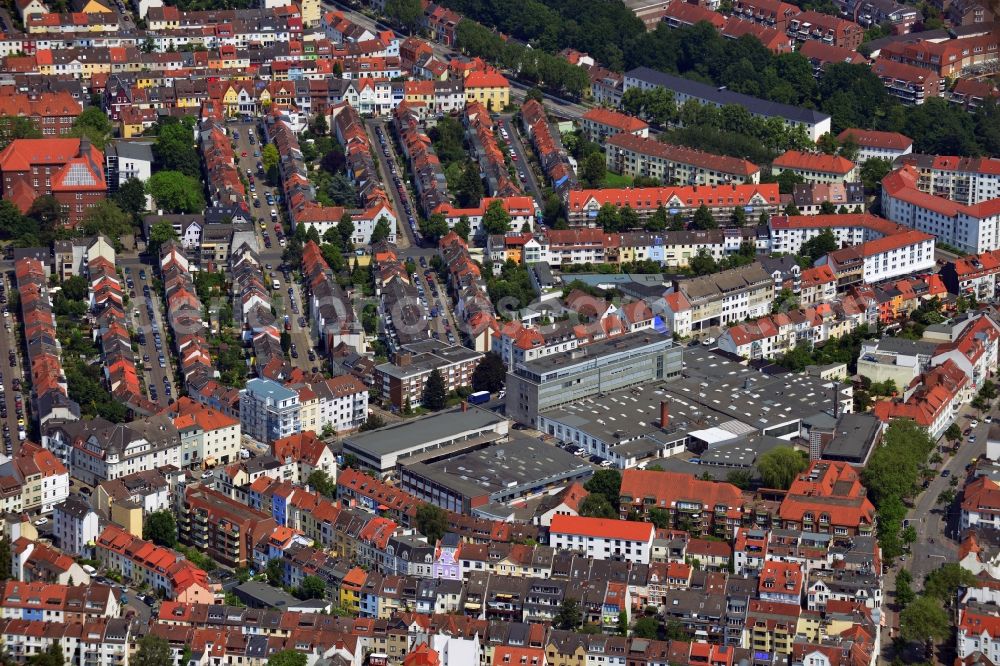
[602,172,633,188]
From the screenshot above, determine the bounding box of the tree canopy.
[415,503,449,543]
[756,447,807,489]
[143,510,177,548]
[147,171,205,214]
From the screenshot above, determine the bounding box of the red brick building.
[0,90,81,137]
[0,137,106,228]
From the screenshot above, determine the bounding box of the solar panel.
[61,162,96,186]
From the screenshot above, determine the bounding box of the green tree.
[310,112,328,136]
[422,368,447,410]
[359,413,385,432]
[60,275,89,302]
[385,0,422,32]
[456,162,484,207]
[81,200,132,240]
[298,575,327,600]
[153,120,200,178]
[27,641,63,666]
[307,470,336,498]
[147,171,205,214]
[113,178,148,220]
[423,212,449,241]
[578,493,617,519]
[133,635,172,666]
[70,107,113,149]
[262,143,279,174]
[899,595,950,650]
[265,651,307,666]
[455,215,472,242]
[471,352,506,393]
[596,202,620,232]
[584,469,622,506]
[481,199,512,235]
[415,503,449,543]
[370,217,392,245]
[143,510,177,548]
[147,219,179,257]
[923,563,976,608]
[800,228,838,262]
[648,507,671,529]
[757,447,807,489]
[337,212,355,251]
[726,469,753,490]
[617,610,628,636]
[0,115,42,150]
[646,205,669,232]
[691,204,717,230]
[859,157,893,191]
[0,535,10,582]
[27,195,65,239]
[633,616,660,639]
[688,249,718,276]
[265,558,284,586]
[554,597,583,630]
[580,152,607,188]
[618,205,640,231]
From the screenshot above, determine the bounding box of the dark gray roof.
[625,67,831,126]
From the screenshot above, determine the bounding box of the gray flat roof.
[625,67,831,125]
[343,406,507,457]
[400,434,592,499]
[520,330,674,375]
[822,413,881,462]
[867,336,939,356]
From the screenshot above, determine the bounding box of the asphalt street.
[118,255,177,407]
[498,115,545,203]
[0,268,24,453]
[880,405,986,654]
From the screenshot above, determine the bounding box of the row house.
[439,232,498,352]
[721,18,795,54]
[65,412,180,486]
[789,182,865,215]
[464,101,520,199]
[301,240,367,357]
[285,375,368,436]
[606,133,760,186]
[393,102,451,219]
[941,248,1000,299]
[94,523,214,602]
[520,99,576,193]
[664,262,775,336]
[199,120,248,212]
[15,257,80,435]
[868,273,947,326]
[719,303,838,360]
[161,242,214,395]
[0,581,117,622]
[566,184,780,226]
[0,617,131,666]
[772,150,857,185]
[231,242,274,342]
[88,238,157,416]
[882,165,1000,255]
[440,196,537,244]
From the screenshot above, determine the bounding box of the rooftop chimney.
[78,136,90,157]
[660,400,669,428]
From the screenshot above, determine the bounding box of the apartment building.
[0,90,80,137]
[772,150,857,185]
[667,262,775,334]
[504,332,683,427]
[882,165,1000,254]
[549,516,655,565]
[67,413,181,486]
[271,430,337,485]
[374,339,484,411]
[874,358,969,438]
[52,494,99,557]
[580,108,649,147]
[894,153,1000,205]
[790,182,865,214]
[567,183,780,226]
[618,469,746,537]
[178,484,277,568]
[606,133,760,185]
[169,397,242,468]
[837,129,913,162]
[786,11,863,49]
[767,213,910,255]
[940,249,1000,299]
[623,67,832,141]
[872,57,942,105]
[94,524,214,602]
[0,443,69,515]
[240,378,302,444]
[0,581,117,622]
[817,229,935,287]
[778,461,877,536]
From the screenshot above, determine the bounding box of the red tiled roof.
[549,515,654,542]
[773,150,855,175]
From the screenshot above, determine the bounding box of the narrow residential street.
[498,115,545,203]
[365,119,417,249]
[118,254,178,407]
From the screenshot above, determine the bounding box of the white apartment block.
[173,402,242,468]
[897,154,1000,205]
[671,262,775,333]
[819,231,936,285]
[53,496,99,557]
[240,378,302,443]
[69,414,181,486]
[883,167,1000,254]
[0,618,131,666]
[605,133,761,186]
[837,129,913,163]
[549,515,654,565]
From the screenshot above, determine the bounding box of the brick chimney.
[78,136,91,157]
[396,351,412,366]
[659,400,669,428]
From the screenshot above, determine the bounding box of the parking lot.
[118,256,177,407]
[0,269,25,455]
